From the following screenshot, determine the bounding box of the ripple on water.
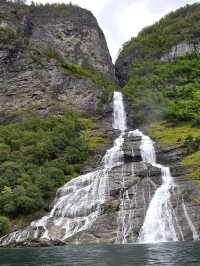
[0,241,200,266]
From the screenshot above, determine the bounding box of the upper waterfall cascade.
[0,91,198,246]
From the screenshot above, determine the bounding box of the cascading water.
[0,91,198,246]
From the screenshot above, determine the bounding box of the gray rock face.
[0,2,114,123]
[0,2,114,78]
[2,133,199,246]
[0,53,98,121]
[22,6,114,78]
[115,52,133,87]
[160,39,200,62]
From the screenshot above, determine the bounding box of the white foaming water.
[182,200,199,241]
[113,91,127,132]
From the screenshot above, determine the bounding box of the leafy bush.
[184,135,200,154]
[0,112,100,218]
[0,216,10,236]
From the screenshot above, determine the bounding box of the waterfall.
[112,91,127,132]
[0,91,198,246]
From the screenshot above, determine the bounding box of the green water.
[0,241,200,266]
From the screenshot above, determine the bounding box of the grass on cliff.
[0,26,24,49]
[148,121,200,191]
[0,112,109,233]
[148,121,200,146]
[182,151,200,187]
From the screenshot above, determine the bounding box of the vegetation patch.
[0,216,10,237]
[123,54,200,127]
[148,121,200,146]
[0,112,109,233]
[148,121,200,192]
[182,151,200,183]
[0,26,22,49]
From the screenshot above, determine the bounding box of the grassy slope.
[148,121,200,183]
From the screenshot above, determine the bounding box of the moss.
[88,136,110,151]
[182,151,200,165]
[0,26,25,49]
[0,27,17,39]
[194,196,200,205]
[148,121,200,146]
[182,151,200,181]
[79,117,111,152]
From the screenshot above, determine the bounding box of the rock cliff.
[0,1,115,123]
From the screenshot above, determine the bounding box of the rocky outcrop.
[0,1,115,123]
[0,1,114,77]
[160,39,200,62]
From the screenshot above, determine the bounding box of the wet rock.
[122,134,142,162]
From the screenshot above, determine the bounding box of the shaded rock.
[122,134,142,162]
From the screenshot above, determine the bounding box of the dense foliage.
[0,113,102,220]
[123,54,200,126]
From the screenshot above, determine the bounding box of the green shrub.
[0,112,101,218]
[0,216,10,236]
[123,55,200,126]
[184,135,200,154]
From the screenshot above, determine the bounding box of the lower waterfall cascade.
[0,91,199,246]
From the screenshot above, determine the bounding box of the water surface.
[0,241,200,266]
